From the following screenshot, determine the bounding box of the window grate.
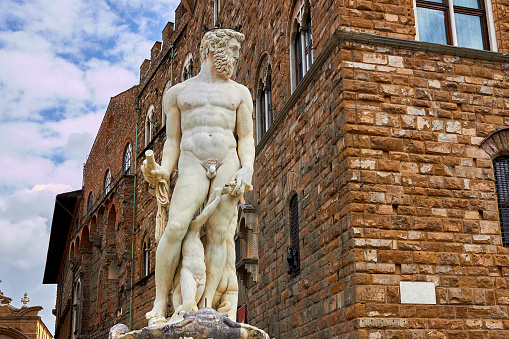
[235,236,241,265]
[494,157,509,247]
[289,194,300,276]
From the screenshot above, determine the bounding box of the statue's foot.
[146,309,167,327]
[167,309,185,325]
[217,300,232,313]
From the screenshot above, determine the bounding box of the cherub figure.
[169,187,224,323]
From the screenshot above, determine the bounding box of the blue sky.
[0,0,179,334]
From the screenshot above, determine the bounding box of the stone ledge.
[255,29,509,156]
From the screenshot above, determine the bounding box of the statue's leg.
[211,275,227,308]
[147,154,209,325]
[218,208,239,320]
[199,151,240,309]
[171,264,182,311]
[179,267,198,313]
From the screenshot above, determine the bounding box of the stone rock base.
[109,308,269,339]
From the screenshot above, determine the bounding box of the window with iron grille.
[493,157,509,247]
[235,236,241,265]
[123,143,132,174]
[288,194,300,276]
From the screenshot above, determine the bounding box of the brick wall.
[250,30,509,338]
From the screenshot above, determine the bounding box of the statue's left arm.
[232,84,255,197]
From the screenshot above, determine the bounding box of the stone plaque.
[399,282,436,304]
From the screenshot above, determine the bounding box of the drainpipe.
[128,44,174,330]
[68,273,75,339]
[129,98,140,331]
[170,45,174,87]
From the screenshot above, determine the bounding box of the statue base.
[109,308,269,339]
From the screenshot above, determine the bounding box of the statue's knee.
[164,221,187,242]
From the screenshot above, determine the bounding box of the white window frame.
[413,0,497,51]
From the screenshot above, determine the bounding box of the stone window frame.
[481,128,509,247]
[288,0,313,92]
[254,53,273,143]
[182,53,194,82]
[123,142,132,175]
[145,105,155,147]
[413,0,498,51]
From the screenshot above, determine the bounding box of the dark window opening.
[494,157,509,247]
[287,194,300,276]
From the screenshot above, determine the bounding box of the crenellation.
[162,22,174,42]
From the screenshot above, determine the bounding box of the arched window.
[103,170,111,197]
[287,194,300,276]
[123,143,132,174]
[255,58,273,143]
[182,54,194,81]
[494,156,509,247]
[289,0,313,92]
[143,237,151,277]
[145,105,154,147]
[87,192,93,216]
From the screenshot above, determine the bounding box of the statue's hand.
[230,167,253,196]
[141,159,170,186]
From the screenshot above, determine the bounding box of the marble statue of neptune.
[142,28,254,326]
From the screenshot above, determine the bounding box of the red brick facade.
[45,0,509,338]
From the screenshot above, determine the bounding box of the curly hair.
[199,29,245,63]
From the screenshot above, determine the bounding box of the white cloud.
[0,0,180,334]
[85,60,138,104]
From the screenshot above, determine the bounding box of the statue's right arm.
[155,85,182,181]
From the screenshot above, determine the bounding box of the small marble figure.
[171,187,223,323]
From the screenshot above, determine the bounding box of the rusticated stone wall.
[251,31,509,338]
